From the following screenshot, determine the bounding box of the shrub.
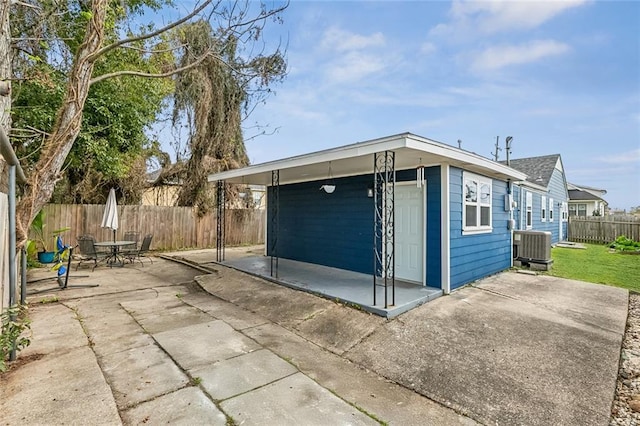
[0,304,32,372]
[610,235,640,252]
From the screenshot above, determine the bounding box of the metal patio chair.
[76,235,105,271]
[125,234,153,266]
[121,230,140,257]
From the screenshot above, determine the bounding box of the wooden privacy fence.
[34,204,265,251]
[568,216,640,244]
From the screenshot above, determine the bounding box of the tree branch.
[90,0,214,60]
[90,51,216,85]
[120,43,186,55]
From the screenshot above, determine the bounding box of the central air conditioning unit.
[513,230,553,271]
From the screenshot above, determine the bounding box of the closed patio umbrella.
[101,188,119,243]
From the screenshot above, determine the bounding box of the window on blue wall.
[463,172,492,233]
[541,195,547,222]
[549,198,554,221]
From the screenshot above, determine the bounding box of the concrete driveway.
[185,249,627,425]
[346,272,627,425]
[1,251,628,425]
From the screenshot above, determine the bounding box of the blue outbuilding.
[208,133,528,316]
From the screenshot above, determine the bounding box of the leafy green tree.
[11,1,173,204]
[5,0,287,247]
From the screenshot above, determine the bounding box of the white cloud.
[437,0,589,36]
[320,27,385,52]
[325,51,387,83]
[420,41,436,55]
[472,40,570,71]
[315,27,390,84]
[599,149,640,164]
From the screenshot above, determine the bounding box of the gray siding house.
[504,154,570,244]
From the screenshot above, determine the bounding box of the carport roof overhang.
[207,133,528,186]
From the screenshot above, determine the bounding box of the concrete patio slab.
[1,346,120,425]
[220,372,378,425]
[244,322,478,425]
[19,303,87,358]
[99,343,189,409]
[69,305,155,357]
[121,387,227,426]
[180,291,270,331]
[152,320,261,370]
[292,304,384,355]
[124,303,214,334]
[346,272,627,425]
[195,271,387,356]
[476,272,628,332]
[195,271,330,327]
[191,349,298,400]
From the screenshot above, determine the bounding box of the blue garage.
[208,133,527,317]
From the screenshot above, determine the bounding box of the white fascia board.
[207,134,408,183]
[208,132,528,184]
[405,135,528,181]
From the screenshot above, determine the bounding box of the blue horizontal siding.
[267,165,443,286]
[512,165,569,243]
[267,174,374,274]
[449,167,512,290]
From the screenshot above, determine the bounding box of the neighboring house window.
[541,196,547,222]
[526,191,533,229]
[549,198,554,222]
[578,203,587,217]
[569,204,577,216]
[463,172,492,233]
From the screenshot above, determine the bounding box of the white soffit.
[208,133,528,185]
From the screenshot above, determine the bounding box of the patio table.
[95,240,135,267]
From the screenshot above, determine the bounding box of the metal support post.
[8,165,17,361]
[270,170,279,278]
[373,151,395,308]
[20,247,27,304]
[216,180,226,262]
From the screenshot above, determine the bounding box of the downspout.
[508,180,513,266]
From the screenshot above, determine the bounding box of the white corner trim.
[441,164,451,295]
[423,179,427,287]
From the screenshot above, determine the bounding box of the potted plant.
[26,210,69,264]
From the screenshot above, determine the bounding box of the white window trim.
[526,191,533,229]
[549,197,554,222]
[462,171,493,235]
[541,195,547,222]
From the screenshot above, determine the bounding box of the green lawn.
[548,243,640,292]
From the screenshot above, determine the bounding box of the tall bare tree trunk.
[15,0,108,247]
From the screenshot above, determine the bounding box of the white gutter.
[514,180,547,192]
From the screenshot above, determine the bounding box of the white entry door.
[394,184,424,283]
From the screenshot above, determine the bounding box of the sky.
[231,1,639,210]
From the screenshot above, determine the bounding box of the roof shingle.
[500,154,560,187]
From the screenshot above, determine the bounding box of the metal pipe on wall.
[8,165,16,361]
[1,127,27,361]
[0,127,26,183]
